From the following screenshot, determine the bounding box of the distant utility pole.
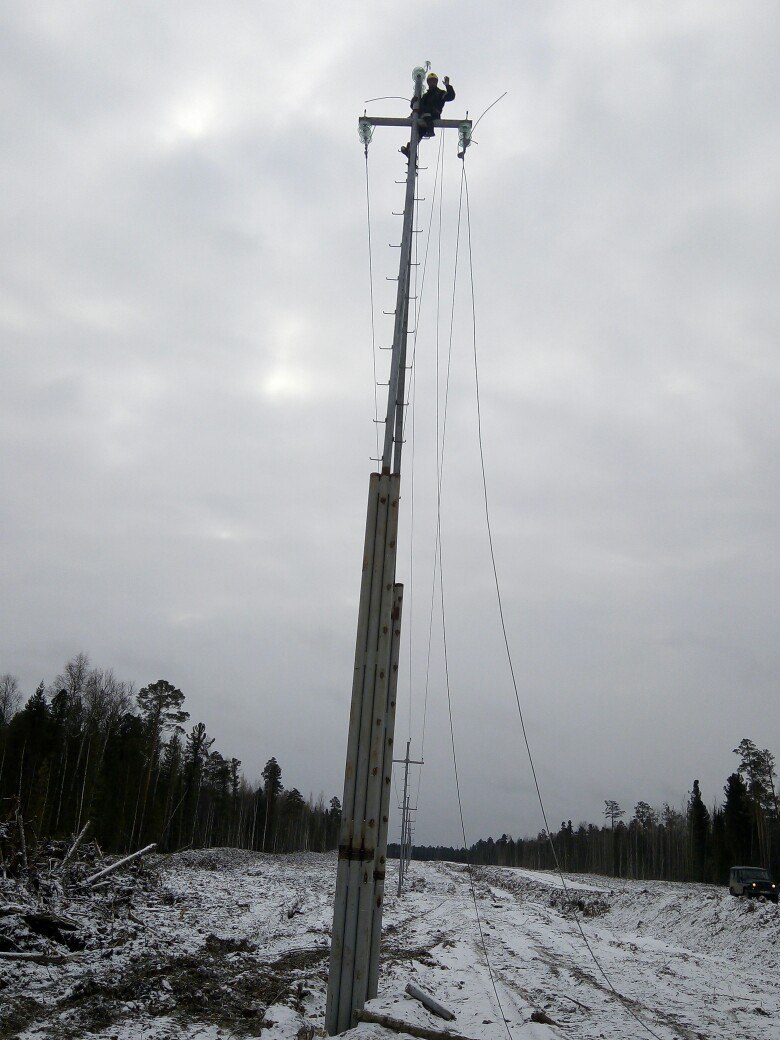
[396,739,423,896]
[325,67,471,1036]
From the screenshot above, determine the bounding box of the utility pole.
[325,67,471,1036]
[395,739,423,896]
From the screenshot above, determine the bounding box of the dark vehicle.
[729,866,778,903]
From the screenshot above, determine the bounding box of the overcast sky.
[2,2,779,846]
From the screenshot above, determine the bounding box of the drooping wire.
[432,164,513,1040]
[407,335,416,742]
[406,156,423,744]
[415,134,448,803]
[461,163,670,1040]
[399,134,446,757]
[363,150,380,461]
[472,91,508,133]
[421,134,446,765]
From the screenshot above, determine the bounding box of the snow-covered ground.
[4,849,780,1040]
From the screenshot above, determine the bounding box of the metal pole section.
[398,741,411,895]
[381,68,424,474]
[392,741,422,897]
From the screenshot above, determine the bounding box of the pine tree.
[261,757,283,852]
[723,772,752,865]
[687,780,710,881]
[134,680,189,846]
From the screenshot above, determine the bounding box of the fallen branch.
[60,820,91,872]
[405,983,456,1021]
[0,903,30,916]
[85,843,157,885]
[354,1009,477,1040]
[561,993,590,1012]
[0,950,75,963]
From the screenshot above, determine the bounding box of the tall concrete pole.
[326,68,472,1036]
[326,67,424,1038]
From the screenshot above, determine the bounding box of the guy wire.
[437,163,514,1040]
[461,163,670,1040]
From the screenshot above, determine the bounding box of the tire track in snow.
[471,865,779,1040]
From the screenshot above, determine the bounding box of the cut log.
[405,983,456,1021]
[85,843,157,885]
[354,1009,476,1040]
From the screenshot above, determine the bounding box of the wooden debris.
[530,1010,562,1026]
[287,897,304,919]
[0,904,29,917]
[60,820,91,872]
[0,827,160,962]
[85,843,157,885]
[15,810,28,871]
[405,982,456,1021]
[354,1009,476,1040]
[0,950,76,963]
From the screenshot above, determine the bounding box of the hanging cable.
[400,135,446,757]
[363,150,380,461]
[461,164,670,1040]
[431,163,513,1040]
[440,525,514,1040]
[414,132,449,815]
[472,91,508,133]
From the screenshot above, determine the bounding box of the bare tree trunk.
[54,744,68,833]
[61,820,91,871]
[16,810,28,871]
[76,738,91,833]
[190,778,203,847]
[38,766,52,835]
[250,792,259,851]
[261,797,269,853]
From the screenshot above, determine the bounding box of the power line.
[425,159,513,1040]
[363,151,380,462]
[461,163,669,1040]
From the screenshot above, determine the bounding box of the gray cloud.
[2,1,779,845]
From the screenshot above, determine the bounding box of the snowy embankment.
[3,849,779,1040]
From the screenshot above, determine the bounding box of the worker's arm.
[443,77,455,102]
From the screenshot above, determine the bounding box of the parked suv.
[729,866,778,903]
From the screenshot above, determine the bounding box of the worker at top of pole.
[400,71,455,160]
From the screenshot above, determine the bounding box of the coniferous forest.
[400,740,780,885]
[0,655,342,861]
[2,657,777,887]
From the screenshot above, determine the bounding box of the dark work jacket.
[413,83,455,121]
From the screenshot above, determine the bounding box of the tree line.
[0,655,342,859]
[399,739,780,885]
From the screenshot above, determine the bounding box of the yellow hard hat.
[427,72,438,81]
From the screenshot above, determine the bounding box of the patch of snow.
[4,850,780,1040]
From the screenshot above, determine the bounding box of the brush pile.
[0,811,158,965]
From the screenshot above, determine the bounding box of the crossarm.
[360,116,471,129]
